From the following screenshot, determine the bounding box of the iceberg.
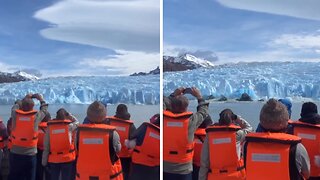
[0,75,160,105]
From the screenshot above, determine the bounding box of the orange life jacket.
[244,132,302,180]
[132,122,160,167]
[193,128,206,167]
[206,125,245,180]
[163,110,194,163]
[37,122,47,150]
[0,136,4,149]
[11,109,38,148]
[47,120,76,163]
[76,124,123,180]
[107,116,134,158]
[290,120,320,178]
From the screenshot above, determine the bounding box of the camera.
[232,114,238,120]
[183,88,192,94]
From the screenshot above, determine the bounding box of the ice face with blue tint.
[164,62,320,100]
[0,75,160,105]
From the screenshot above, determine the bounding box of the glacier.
[0,75,160,105]
[164,62,320,101]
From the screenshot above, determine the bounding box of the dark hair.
[42,111,51,122]
[301,102,318,117]
[218,109,234,126]
[115,104,130,120]
[21,97,34,111]
[150,113,160,127]
[56,108,69,120]
[171,95,189,113]
[199,115,213,128]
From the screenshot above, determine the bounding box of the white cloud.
[34,0,159,52]
[0,62,29,73]
[79,51,159,76]
[217,0,320,21]
[270,33,320,50]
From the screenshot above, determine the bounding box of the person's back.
[163,87,209,180]
[128,114,160,180]
[290,102,320,179]
[8,93,49,180]
[36,112,50,180]
[199,109,252,180]
[244,99,310,180]
[42,108,79,180]
[192,115,212,180]
[107,103,136,180]
[76,101,123,180]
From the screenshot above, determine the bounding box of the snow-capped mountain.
[164,61,320,101]
[163,53,214,72]
[0,75,159,105]
[0,70,39,83]
[13,70,40,81]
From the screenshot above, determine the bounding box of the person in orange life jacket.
[125,114,160,180]
[0,118,9,175]
[76,101,123,180]
[8,93,48,180]
[243,99,310,180]
[36,111,51,180]
[199,109,252,180]
[163,87,209,180]
[42,108,79,180]
[192,114,213,180]
[107,104,136,180]
[290,102,320,180]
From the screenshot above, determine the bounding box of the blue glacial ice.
[164,62,320,100]
[0,75,160,105]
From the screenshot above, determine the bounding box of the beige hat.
[260,98,289,131]
[87,101,107,123]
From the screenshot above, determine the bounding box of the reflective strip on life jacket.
[37,122,47,150]
[163,110,194,163]
[11,109,38,148]
[132,122,160,167]
[107,116,134,158]
[206,125,245,180]
[48,120,75,163]
[193,128,206,167]
[290,120,320,177]
[76,124,123,180]
[244,132,301,180]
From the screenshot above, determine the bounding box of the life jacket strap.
[12,135,38,141]
[209,165,245,174]
[76,170,123,179]
[49,148,75,155]
[133,149,140,153]
[110,170,123,179]
[169,148,194,155]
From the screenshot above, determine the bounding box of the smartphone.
[184,88,193,94]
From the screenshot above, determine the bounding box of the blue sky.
[164,0,320,64]
[0,0,159,77]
